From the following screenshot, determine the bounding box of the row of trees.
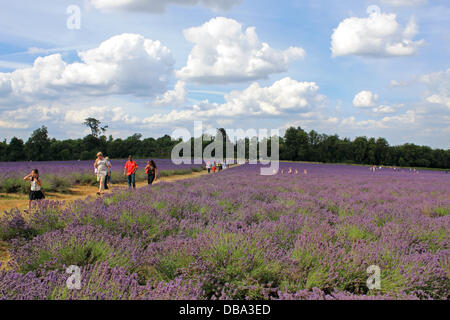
[0,123,449,169]
[0,126,177,162]
[280,127,449,169]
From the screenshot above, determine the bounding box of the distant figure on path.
[94,152,108,196]
[24,169,45,211]
[304,169,308,175]
[145,160,157,185]
[104,156,112,190]
[206,161,211,173]
[294,169,298,175]
[124,155,138,189]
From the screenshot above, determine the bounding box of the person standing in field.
[23,169,45,211]
[206,161,211,173]
[145,160,157,185]
[94,152,108,196]
[104,157,112,190]
[124,155,138,189]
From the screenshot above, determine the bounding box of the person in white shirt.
[23,169,45,211]
[94,152,108,196]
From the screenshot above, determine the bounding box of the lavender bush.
[0,162,449,300]
[0,159,205,193]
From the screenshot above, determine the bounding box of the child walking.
[23,169,45,211]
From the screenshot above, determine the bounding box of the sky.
[0,0,449,148]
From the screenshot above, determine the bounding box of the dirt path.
[0,166,237,213]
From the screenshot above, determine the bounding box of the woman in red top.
[123,155,138,189]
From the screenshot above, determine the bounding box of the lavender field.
[0,162,449,300]
[0,159,205,194]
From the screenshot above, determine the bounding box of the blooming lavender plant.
[0,162,448,299]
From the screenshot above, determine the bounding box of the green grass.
[1,167,205,195]
[433,206,450,217]
[19,237,132,274]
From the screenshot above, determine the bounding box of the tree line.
[0,123,449,169]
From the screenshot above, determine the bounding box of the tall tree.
[24,126,51,161]
[83,118,108,138]
[7,137,26,161]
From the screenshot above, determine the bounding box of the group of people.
[94,153,157,196]
[205,161,227,173]
[370,165,420,173]
[280,168,308,175]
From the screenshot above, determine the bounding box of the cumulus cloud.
[331,12,424,57]
[341,110,416,129]
[381,0,427,6]
[90,0,242,13]
[0,119,29,129]
[176,17,305,84]
[341,68,449,144]
[353,90,379,107]
[4,105,62,122]
[353,91,400,115]
[372,105,396,114]
[1,104,141,130]
[419,68,450,109]
[153,81,187,107]
[0,33,175,104]
[64,106,140,125]
[143,77,326,125]
[283,112,339,132]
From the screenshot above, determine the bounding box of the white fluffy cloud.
[91,0,242,13]
[419,68,450,109]
[381,0,427,6]
[341,110,416,129]
[353,91,399,115]
[4,105,62,122]
[331,12,423,57]
[144,77,326,124]
[0,33,174,104]
[353,90,379,107]
[0,104,141,129]
[153,81,187,107]
[176,17,305,84]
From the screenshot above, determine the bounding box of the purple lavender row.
[0,162,449,300]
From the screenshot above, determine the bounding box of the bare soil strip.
[0,166,237,214]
